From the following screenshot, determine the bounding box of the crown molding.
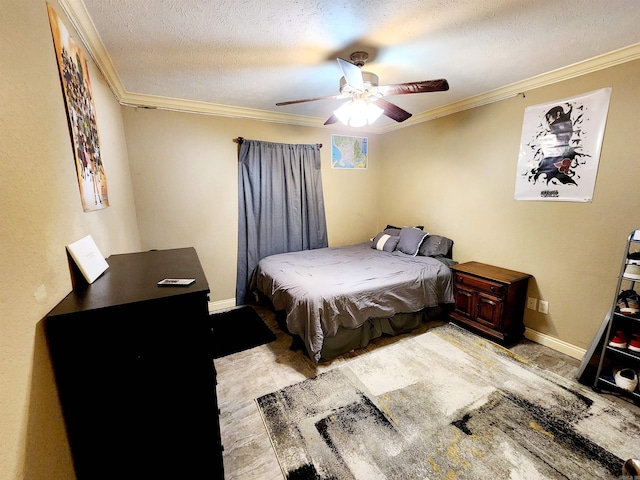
[58,1,640,134]
[379,42,640,134]
[57,0,125,100]
[119,91,332,126]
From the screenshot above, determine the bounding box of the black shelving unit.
[593,230,640,405]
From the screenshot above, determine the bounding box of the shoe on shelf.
[629,333,640,353]
[627,251,640,261]
[613,367,638,392]
[617,289,640,315]
[624,260,640,280]
[622,458,640,477]
[609,330,628,349]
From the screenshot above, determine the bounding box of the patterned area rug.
[256,323,640,479]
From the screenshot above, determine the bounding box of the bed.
[250,227,456,363]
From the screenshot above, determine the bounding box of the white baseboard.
[524,327,586,361]
[208,298,237,314]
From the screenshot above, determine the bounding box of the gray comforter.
[251,242,454,362]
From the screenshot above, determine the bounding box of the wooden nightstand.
[449,261,531,345]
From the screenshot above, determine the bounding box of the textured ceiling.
[64,0,640,130]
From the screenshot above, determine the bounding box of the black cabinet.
[45,248,224,479]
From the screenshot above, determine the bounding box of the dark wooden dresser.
[449,261,531,345]
[45,247,224,479]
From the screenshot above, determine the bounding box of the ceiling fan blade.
[373,98,412,122]
[324,114,338,125]
[276,94,343,106]
[337,57,364,92]
[377,79,449,96]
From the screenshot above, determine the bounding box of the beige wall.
[123,60,640,351]
[121,108,382,301]
[3,1,639,479]
[1,1,140,479]
[378,59,640,350]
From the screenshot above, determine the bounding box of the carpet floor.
[256,322,640,479]
[210,306,276,359]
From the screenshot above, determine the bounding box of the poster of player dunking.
[514,88,611,202]
[47,4,109,211]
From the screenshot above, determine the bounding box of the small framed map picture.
[331,135,368,169]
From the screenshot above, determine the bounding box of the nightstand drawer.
[454,272,504,297]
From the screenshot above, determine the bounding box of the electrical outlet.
[538,300,549,314]
[527,297,537,310]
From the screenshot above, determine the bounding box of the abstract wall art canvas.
[47,4,109,211]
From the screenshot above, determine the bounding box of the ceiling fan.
[276,51,449,127]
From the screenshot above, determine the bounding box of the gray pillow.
[419,235,454,257]
[386,224,424,231]
[396,227,429,256]
[371,232,400,252]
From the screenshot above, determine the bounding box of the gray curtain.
[236,139,328,305]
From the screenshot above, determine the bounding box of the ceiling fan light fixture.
[366,101,384,124]
[349,98,368,127]
[333,101,352,125]
[277,52,448,126]
[333,98,384,127]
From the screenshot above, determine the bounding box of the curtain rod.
[235,137,322,148]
